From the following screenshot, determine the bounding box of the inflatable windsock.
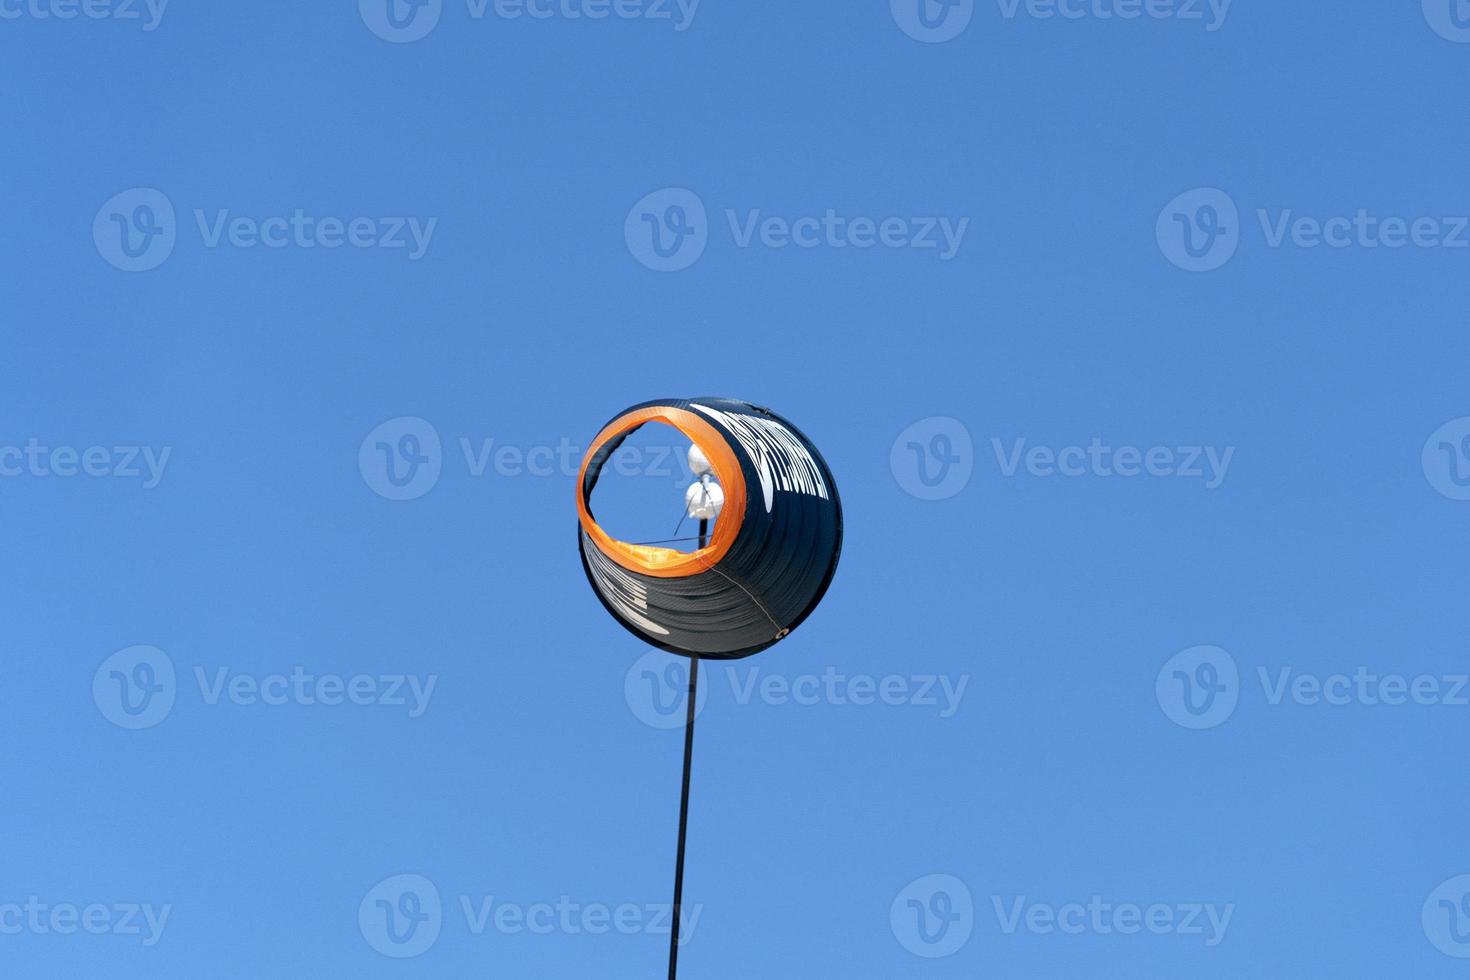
[576,397,843,658]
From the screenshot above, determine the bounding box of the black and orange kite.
[576,397,842,978]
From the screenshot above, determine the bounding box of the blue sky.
[4,1,1470,977]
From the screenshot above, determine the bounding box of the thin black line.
[667,653,698,980]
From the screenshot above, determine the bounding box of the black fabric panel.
[578,397,842,659]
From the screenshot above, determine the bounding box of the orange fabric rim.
[577,406,747,578]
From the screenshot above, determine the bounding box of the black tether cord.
[667,520,707,980]
[667,652,697,979]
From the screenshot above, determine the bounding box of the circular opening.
[585,421,721,556]
[577,405,748,578]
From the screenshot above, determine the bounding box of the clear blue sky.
[4,2,1470,977]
